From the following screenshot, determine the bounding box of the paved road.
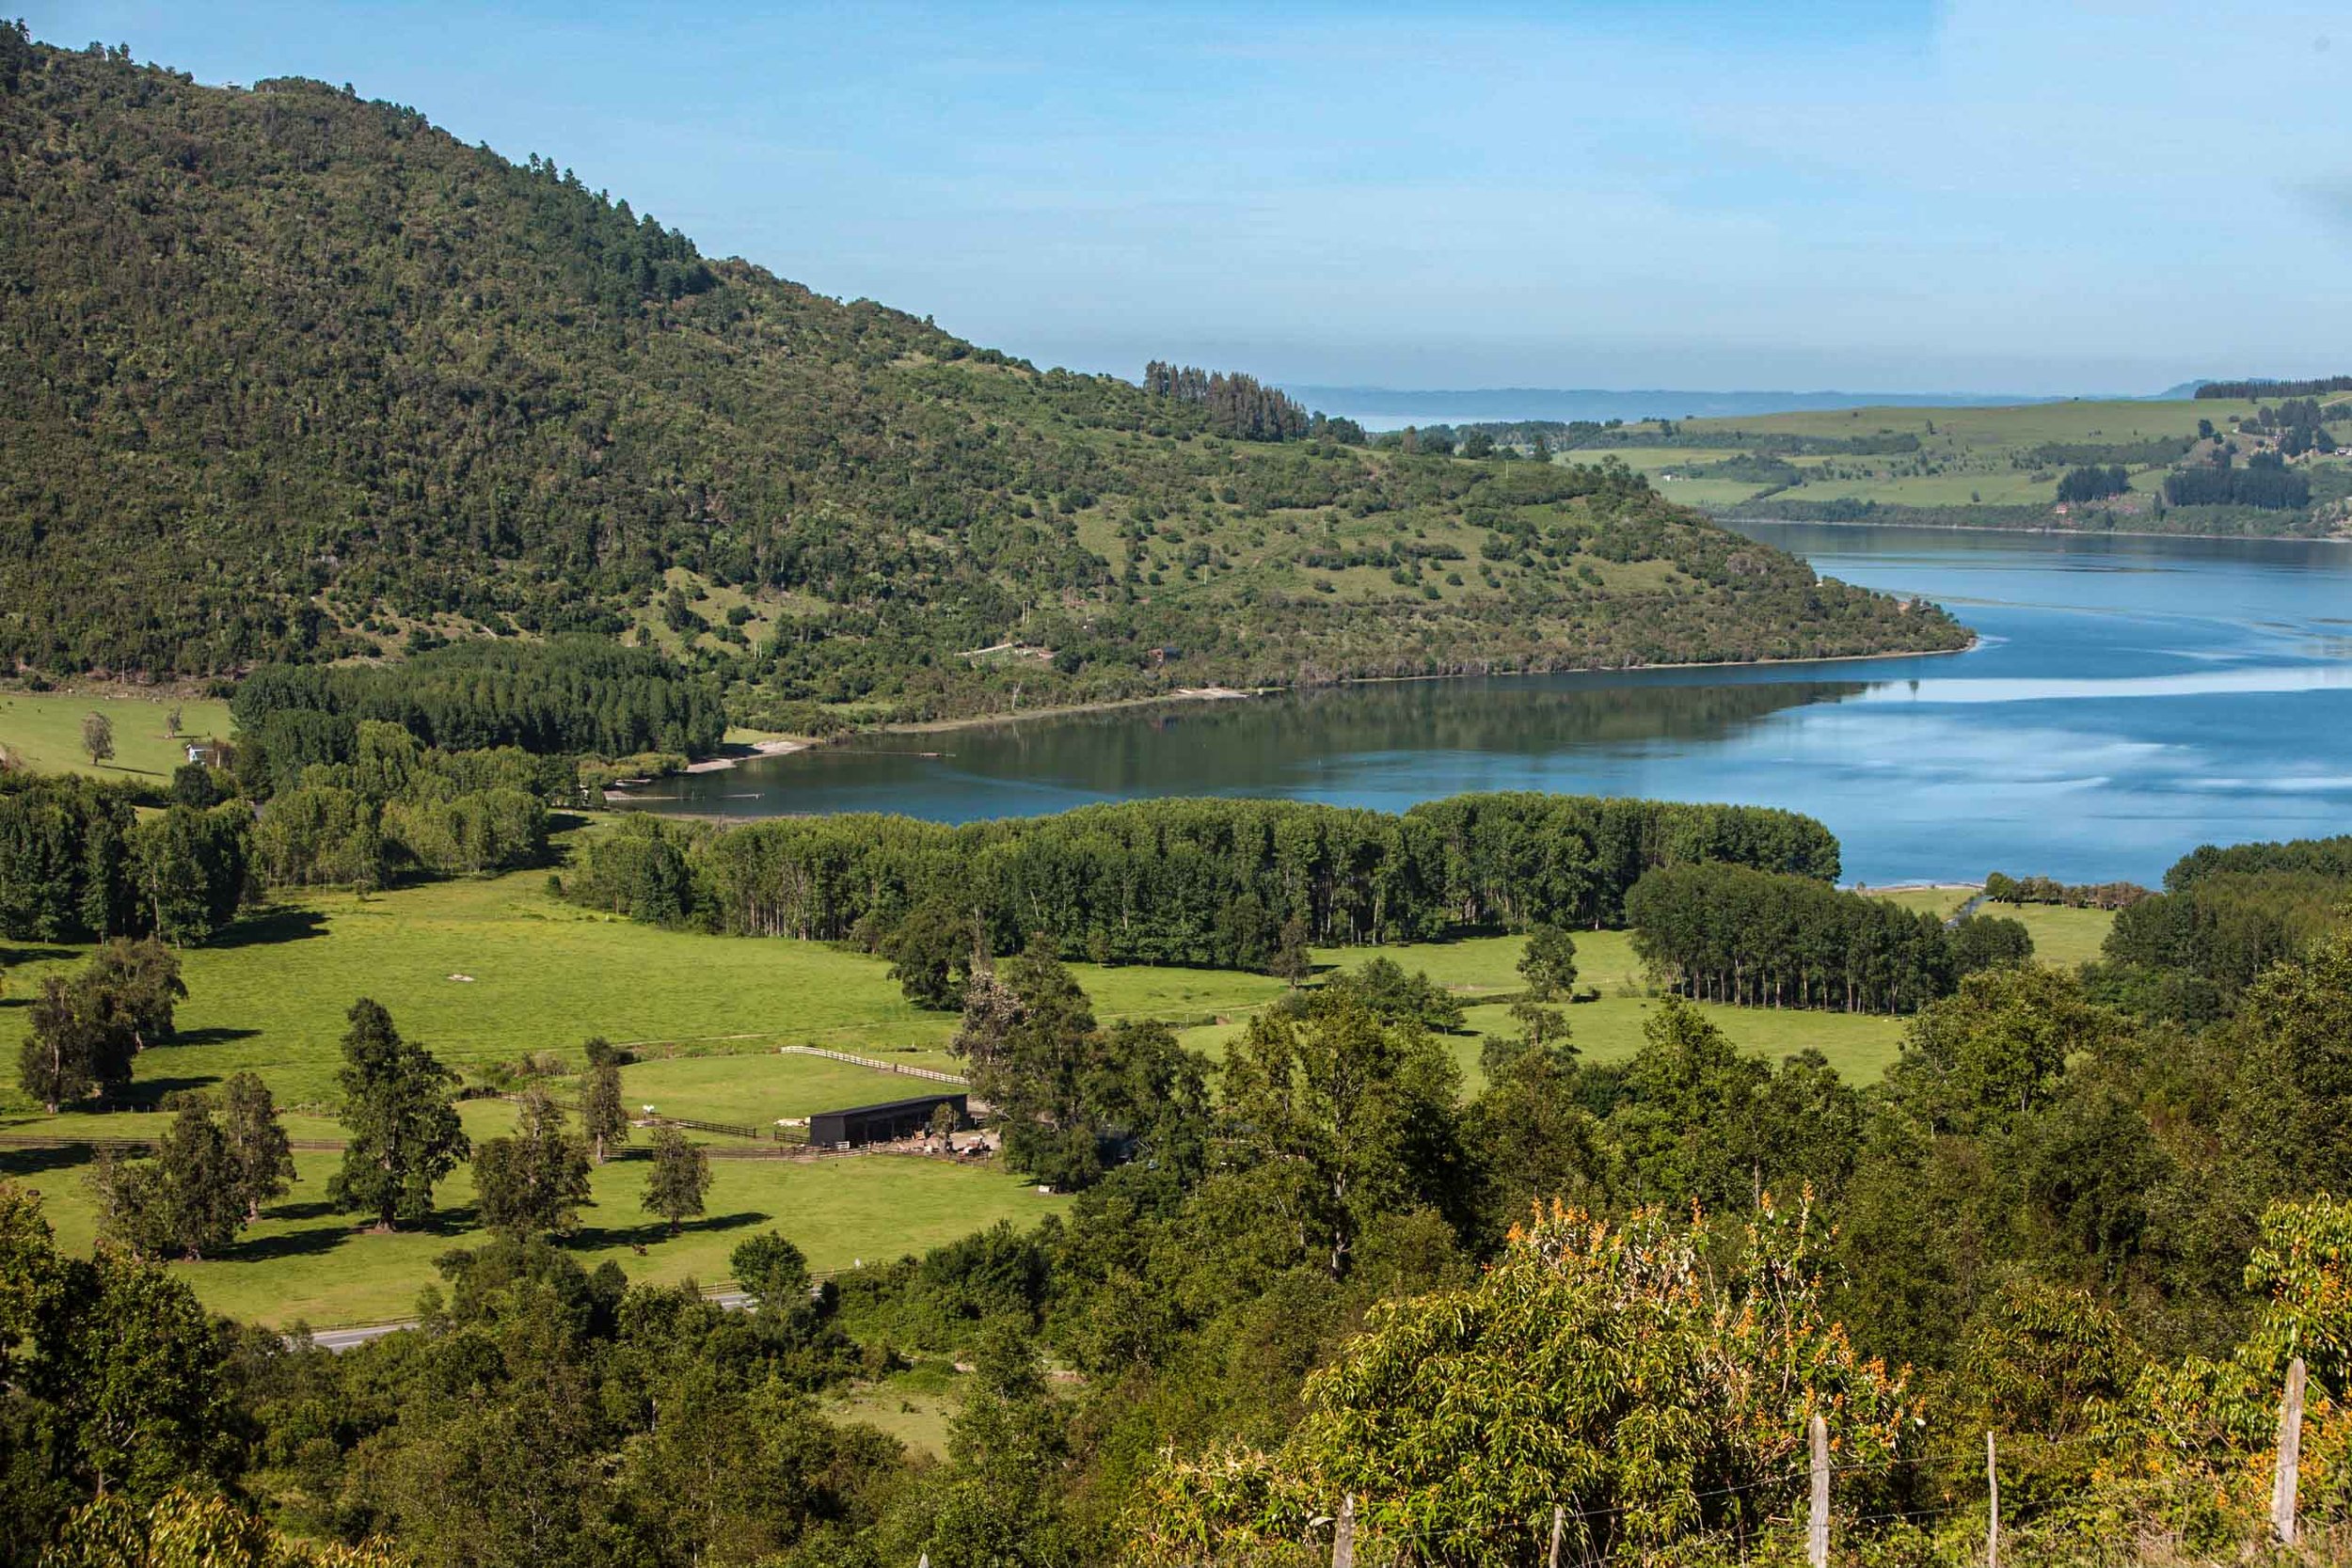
[301,1287,762,1353]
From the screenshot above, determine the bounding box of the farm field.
[1996,903,2119,968]
[1554,396,2352,529]
[0,841,2118,1325]
[0,689,235,777]
[1,1136,1061,1327]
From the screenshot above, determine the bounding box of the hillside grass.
[0,689,235,777]
[1,1138,1061,1327]
[1566,397,2352,529]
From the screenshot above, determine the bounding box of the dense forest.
[0,28,1963,720]
[11,821,2352,1563]
[564,792,1840,974]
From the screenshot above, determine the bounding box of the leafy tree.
[580,1037,630,1164]
[1886,966,2116,1135]
[90,1099,244,1260]
[220,1070,294,1222]
[1315,956,1464,1032]
[1517,923,1579,999]
[81,711,114,767]
[643,1127,712,1237]
[731,1230,813,1310]
[1131,1198,1911,1560]
[1218,992,1465,1278]
[1949,911,2034,974]
[80,937,185,1052]
[20,975,135,1113]
[882,895,977,1009]
[471,1088,593,1237]
[326,999,469,1231]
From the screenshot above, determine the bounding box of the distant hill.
[0,29,1965,719]
[1283,386,2069,431]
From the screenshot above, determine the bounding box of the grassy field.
[1996,903,2118,968]
[0,689,235,778]
[1556,396,2352,529]
[2,1137,1062,1327]
[0,847,2116,1324]
[1178,928,1910,1090]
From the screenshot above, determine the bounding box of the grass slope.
[0,689,235,777]
[1570,398,2352,538]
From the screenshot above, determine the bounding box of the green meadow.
[0,689,236,778]
[1562,396,2352,525]
[2,1136,1061,1327]
[0,845,2118,1325]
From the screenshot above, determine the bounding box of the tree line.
[2162,450,2312,510]
[2197,374,2352,398]
[1626,861,2030,1013]
[2054,463,2129,503]
[230,637,727,764]
[1139,361,1362,444]
[565,791,1841,983]
[1983,870,2152,909]
[249,721,551,888]
[0,775,251,945]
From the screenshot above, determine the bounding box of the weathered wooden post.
[1332,1493,1356,1568]
[1808,1414,1830,1568]
[1985,1432,1999,1568]
[1548,1503,1565,1568]
[2274,1355,2306,1544]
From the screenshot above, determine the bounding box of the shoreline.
[1722,514,2352,547]
[810,640,1979,746]
[683,736,810,774]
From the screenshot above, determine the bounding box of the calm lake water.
[625,523,2352,885]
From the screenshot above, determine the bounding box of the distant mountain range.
[1282,385,2169,431]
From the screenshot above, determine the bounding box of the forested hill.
[0,31,1964,717]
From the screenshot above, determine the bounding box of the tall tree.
[220,1070,294,1223]
[1518,924,1579,1000]
[580,1037,630,1164]
[642,1127,712,1238]
[80,711,114,768]
[1218,992,1466,1278]
[326,999,469,1231]
[472,1089,593,1237]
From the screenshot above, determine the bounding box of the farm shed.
[807,1092,968,1148]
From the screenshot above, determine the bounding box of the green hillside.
[1549,396,2352,537]
[0,31,1963,722]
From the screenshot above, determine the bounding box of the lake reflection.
[625,523,2352,885]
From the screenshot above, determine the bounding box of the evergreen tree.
[580,1037,630,1164]
[326,999,469,1231]
[642,1127,711,1237]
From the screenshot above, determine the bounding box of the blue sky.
[27,1,2352,393]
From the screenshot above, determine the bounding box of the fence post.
[2274,1354,2306,1544]
[1333,1493,1355,1568]
[1808,1414,1829,1568]
[1548,1503,1565,1568]
[1985,1432,1998,1568]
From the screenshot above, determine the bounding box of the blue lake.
[625,523,2352,885]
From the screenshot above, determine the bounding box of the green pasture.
[1665,398,2263,448]
[1859,884,1979,919]
[1996,904,2118,968]
[0,689,235,778]
[2,1139,1061,1327]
